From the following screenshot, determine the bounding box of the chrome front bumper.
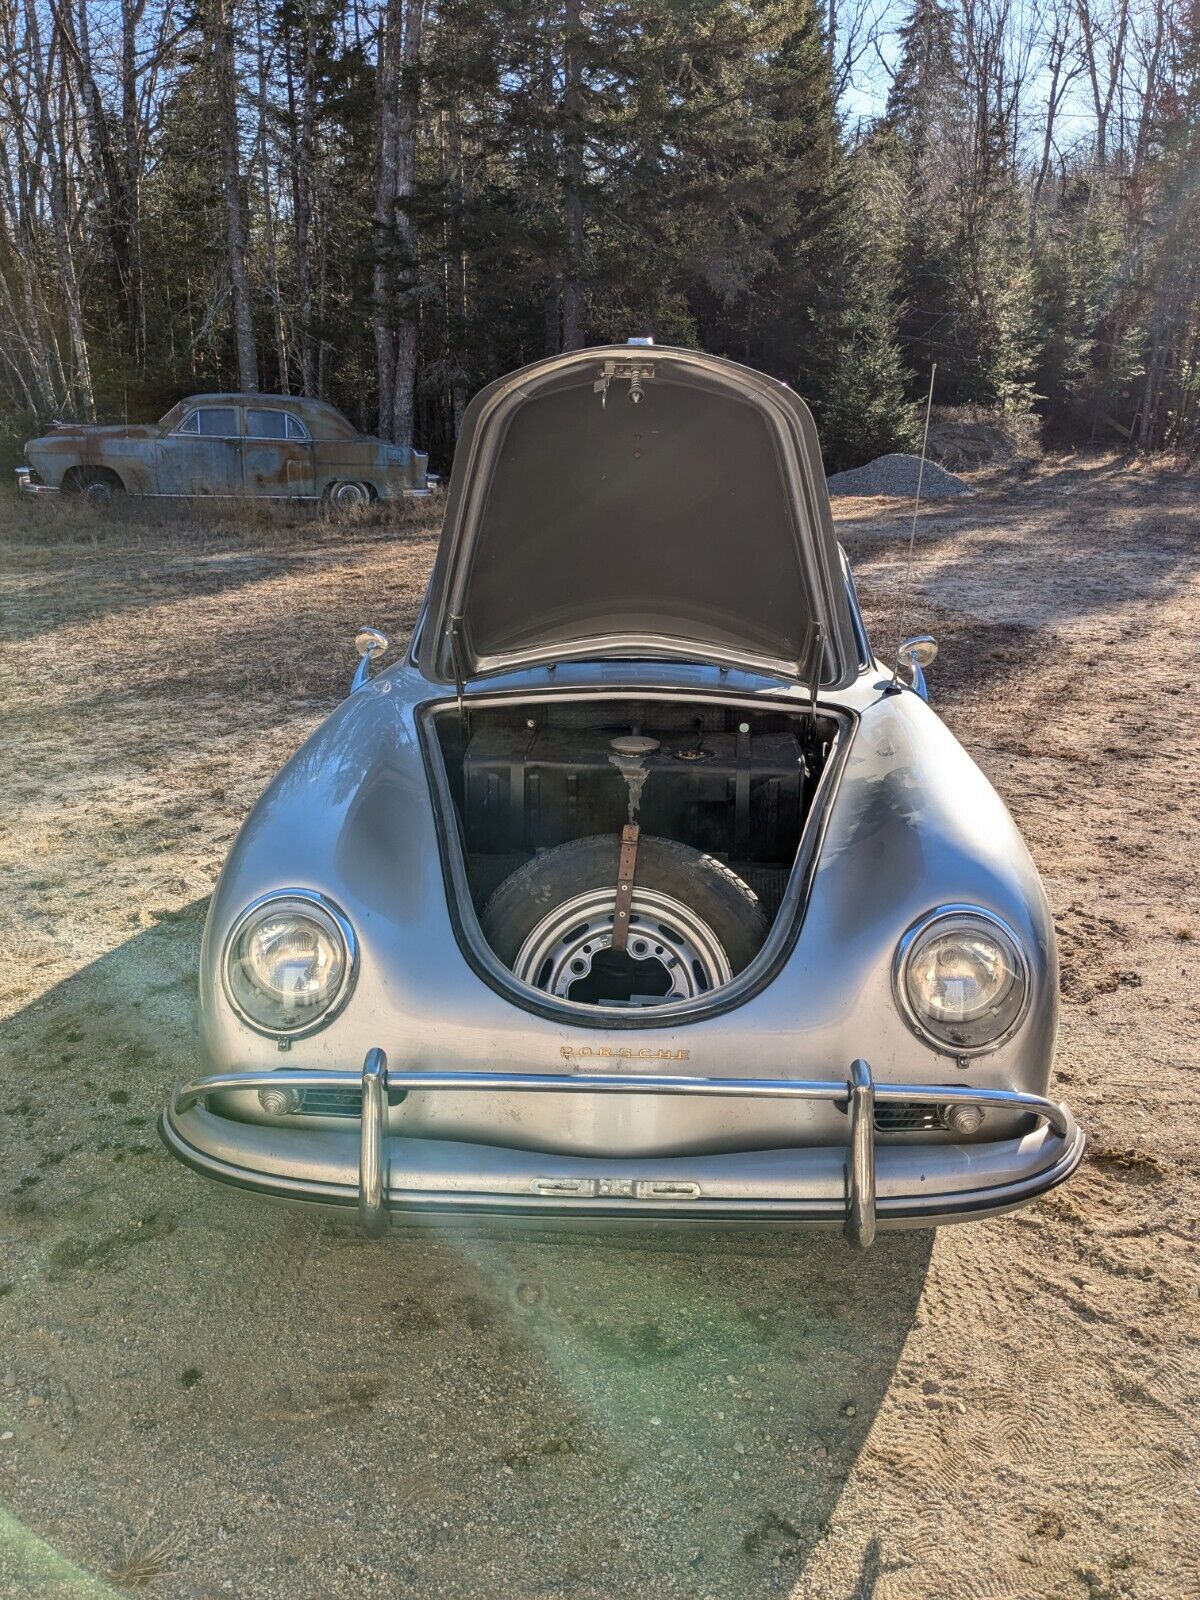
[15,467,55,495]
[162,1053,1083,1246]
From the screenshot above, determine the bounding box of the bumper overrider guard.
[162,1052,1083,1245]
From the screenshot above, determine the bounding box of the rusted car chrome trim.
[167,1054,1076,1244]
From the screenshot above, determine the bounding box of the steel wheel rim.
[512,886,732,1005]
[332,482,368,510]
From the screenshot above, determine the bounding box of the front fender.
[199,667,451,1070]
[799,689,1057,1092]
[25,438,69,489]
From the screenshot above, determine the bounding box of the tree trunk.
[373,0,402,438]
[294,0,319,393]
[389,0,425,445]
[560,0,585,351]
[536,25,559,355]
[120,0,146,364]
[447,97,469,438]
[254,0,289,391]
[63,0,140,362]
[24,0,94,417]
[1075,0,1131,171]
[0,212,57,412]
[375,0,424,445]
[1031,8,1072,234]
[209,0,258,391]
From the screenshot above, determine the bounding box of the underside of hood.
[418,345,856,688]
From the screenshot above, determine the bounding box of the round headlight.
[895,908,1028,1053]
[223,892,356,1036]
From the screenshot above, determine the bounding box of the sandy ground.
[0,461,1197,1600]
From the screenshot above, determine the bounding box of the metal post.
[844,1058,876,1249]
[359,1048,389,1238]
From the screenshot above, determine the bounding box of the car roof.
[178,394,360,438]
[187,393,331,413]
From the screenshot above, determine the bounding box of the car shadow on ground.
[1,906,933,1598]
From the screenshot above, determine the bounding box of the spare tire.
[480,834,768,1006]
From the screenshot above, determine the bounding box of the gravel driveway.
[1,461,1196,1599]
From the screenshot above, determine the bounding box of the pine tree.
[886,0,959,146]
[878,0,1035,413]
[1030,179,1126,441]
[677,0,917,465]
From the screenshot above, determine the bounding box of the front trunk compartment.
[428,693,840,1011]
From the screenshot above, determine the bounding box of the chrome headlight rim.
[221,888,358,1040]
[893,904,1031,1057]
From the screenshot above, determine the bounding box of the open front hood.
[418,345,857,688]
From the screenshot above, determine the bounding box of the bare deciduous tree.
[203,0,258,391]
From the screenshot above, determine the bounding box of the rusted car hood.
[417,344,858,690]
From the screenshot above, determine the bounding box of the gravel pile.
[826,452,974,498]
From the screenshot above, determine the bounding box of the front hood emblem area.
[559,1045,691,1063]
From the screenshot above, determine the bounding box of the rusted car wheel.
[63,467,124,508]
[325,480,373,513]
[481,835,768,1005]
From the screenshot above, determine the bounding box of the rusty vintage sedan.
[17,393,430,509]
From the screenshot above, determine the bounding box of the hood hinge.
[448,613,468,719]
[805,623,824,715]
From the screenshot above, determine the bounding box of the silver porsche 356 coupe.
[161,342,1083,1245]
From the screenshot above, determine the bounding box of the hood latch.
[594,359,654,408]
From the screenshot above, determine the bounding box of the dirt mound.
[826,452,973,499]
[928,405,1041,471]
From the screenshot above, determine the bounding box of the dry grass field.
[1,462,1197,1600]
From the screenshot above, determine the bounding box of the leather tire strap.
[610,823,640,953]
